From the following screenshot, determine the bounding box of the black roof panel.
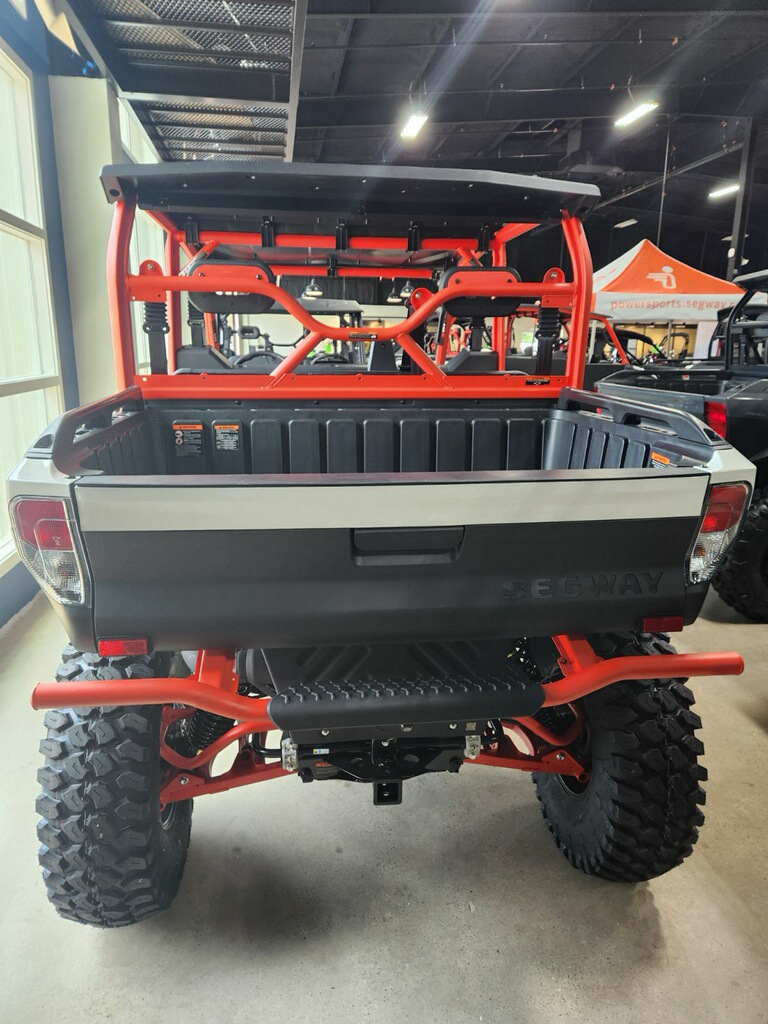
[101,160,600,237]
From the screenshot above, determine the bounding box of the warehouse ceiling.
[55,0,768,266]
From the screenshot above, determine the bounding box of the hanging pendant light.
[302,277,323,299]
[386,284,401,304]
[399,279,414,300]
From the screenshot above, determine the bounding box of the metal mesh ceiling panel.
[165,150,274,161]
[141,109,287,130]
[122,50,289,71]
[80,0,299,162]
[152,126,286,144]
[139,100,287,119]
[109,23,293,56]
[93,0,293,31]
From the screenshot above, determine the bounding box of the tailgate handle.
[352,526,465,566]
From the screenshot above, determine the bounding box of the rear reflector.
[688,482,750,584]
[641,615,684,633]
[704,400,727,438]
[98,638,149,657]
[10,496,90,606]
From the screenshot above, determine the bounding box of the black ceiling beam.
[305,35,704,51]
[307,0,768,17]
[103,16,292,39]
[595,141,745,209]
[284,0,309,161]
[298,83,765,128]
[304,81,760,103]
[120,65,291,103]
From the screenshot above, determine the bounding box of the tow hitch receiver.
[374,780,403,805]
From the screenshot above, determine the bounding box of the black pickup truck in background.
[598,269,768,619]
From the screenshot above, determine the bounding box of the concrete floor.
[0,597,766,1024]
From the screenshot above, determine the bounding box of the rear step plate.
[268,673,543,731]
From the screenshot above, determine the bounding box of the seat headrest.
[185,254,276,314]
[439,265,526,318]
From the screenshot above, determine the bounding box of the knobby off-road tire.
[37,645,192,926]
[533,632,706,882]
[713,486,768,621]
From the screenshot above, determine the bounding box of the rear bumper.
[31,646,744,727]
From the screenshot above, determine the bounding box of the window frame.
[0,36,63,573]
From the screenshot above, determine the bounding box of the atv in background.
[707,300,768,363]
[598,268,768,620]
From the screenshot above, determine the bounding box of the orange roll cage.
[107,198,594,402]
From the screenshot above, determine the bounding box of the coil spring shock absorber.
[535,307,561,375]
[142,300,170,374]
[167,685,249,758]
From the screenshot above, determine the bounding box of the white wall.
[49,81,161,402]
[49,77,123,403]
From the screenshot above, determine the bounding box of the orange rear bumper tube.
[30,649,744,722]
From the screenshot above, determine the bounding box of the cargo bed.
[11,386,750,652]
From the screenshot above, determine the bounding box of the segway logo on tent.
[646,266,677,290]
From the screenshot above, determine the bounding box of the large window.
[0,44,62,571]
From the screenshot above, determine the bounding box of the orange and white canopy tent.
[592,239,742,321]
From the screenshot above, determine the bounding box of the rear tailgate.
[74,468,714,650]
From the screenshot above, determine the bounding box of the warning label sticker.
[213,422,241,452]
[172,422,203,458]
[650,451,671,469]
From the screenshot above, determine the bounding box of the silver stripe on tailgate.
[75,472,710,531]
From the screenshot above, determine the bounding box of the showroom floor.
[0,597,766,1024]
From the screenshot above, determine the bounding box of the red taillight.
[688,481,750,584]
[704,401,727,438]
[701,483,749,533]
[97,638,149,656]
[12,498,71,548]
[10,496,89,606]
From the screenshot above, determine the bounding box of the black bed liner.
[100,160,600,237]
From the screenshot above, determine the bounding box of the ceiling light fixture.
[614,218,638,228]
[614,101,659,127]
[302,277,323,299]
[386,284,401,304]
[399,279,414,300]
[401,113,429,140]
[709,183,740,199]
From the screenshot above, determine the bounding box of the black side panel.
[83,518,704,651]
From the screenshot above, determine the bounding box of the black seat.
[175,345,233,371]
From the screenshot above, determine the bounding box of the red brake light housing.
[641,615,684,633]
[688,482,750,584]
[10,497,90,606]
[704,401,727,438]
